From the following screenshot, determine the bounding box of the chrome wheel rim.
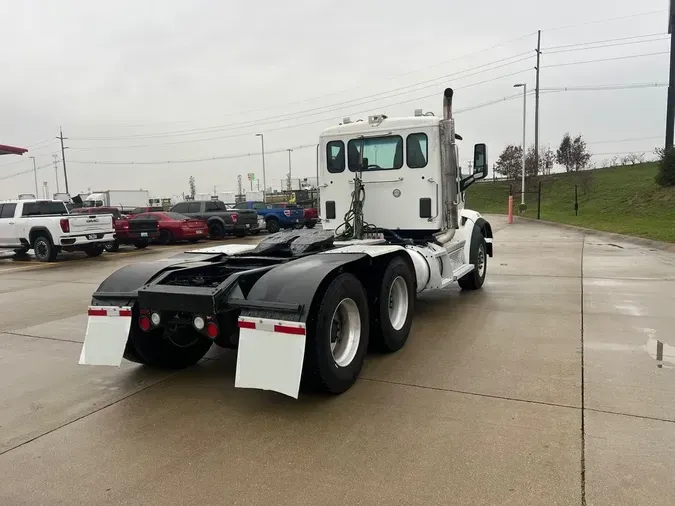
[388,276,409,331]
[330,298,361,367]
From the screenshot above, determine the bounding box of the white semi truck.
[79,88,493,398]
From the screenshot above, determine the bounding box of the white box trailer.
[218,191,237,205]
[83,190,149,211]
[245,190,264,202]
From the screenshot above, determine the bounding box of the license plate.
[197,230,203,234]
[141,232,148,237]
[295,219,299,223]
[246,224,250,228]
[87,234,97,240]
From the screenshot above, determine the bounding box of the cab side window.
[172,203,189,213]
[406,133,428,169]
[327,141,345,173]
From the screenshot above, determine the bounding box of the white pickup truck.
[0,199,115,261]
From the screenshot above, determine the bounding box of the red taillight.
[206,322,219,338]
[231,213,238,224]
[60,219,70,233]
[283,210,291,217]
[138,315,151,331]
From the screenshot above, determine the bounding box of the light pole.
[513,83,527,205]
[255,133,266,199]
[286,148,293,191]
[29,156,38,197]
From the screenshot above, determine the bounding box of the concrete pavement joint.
[0,372,179,458]
[4,331,82,345]
[360,377,581,411]
[585,407,675,424]
[580,233,587,506]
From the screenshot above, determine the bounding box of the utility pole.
[56,128,70,194]
[255,134,266,198]
[29,156,38,197]
[534,30,542,171]
[52,154,60,193]
[237,174,243,198]
[666,2,675,149]
[286,149,293,191]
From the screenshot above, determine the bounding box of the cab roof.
[320,116,441,138]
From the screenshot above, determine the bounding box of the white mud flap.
[79,306,132,367]
[234,316,306,399]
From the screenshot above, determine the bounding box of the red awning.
[0,144,28,156]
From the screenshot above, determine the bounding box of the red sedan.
[130,212,208,245]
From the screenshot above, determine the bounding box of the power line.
[67,143,317,166]
[67,66,535,150]
[81,32,538,130]
[70,52,534,142]
[544,9,666,32]
[0,162,54,181]
[544,32,667,50]
[586,136,662,144]
[541,82,668,91]
[543,51,670,68]
[545,37,669,55]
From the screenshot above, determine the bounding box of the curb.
[516,216,675,253]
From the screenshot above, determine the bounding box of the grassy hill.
[466,163,675,243]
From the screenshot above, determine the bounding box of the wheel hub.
[387,276,409,331]
[477,245,486,276]
[329,298,360,368]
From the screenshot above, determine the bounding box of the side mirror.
[473,143,488,179]
[460,143,489,192]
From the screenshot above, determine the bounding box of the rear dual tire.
[303,273,370,395]
[304,256,415,395]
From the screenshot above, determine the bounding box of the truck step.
[438,265,474,288]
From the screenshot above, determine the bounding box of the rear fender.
[234,253,368,323]
[207,216,226,227]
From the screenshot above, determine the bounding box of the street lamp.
[513,83,527,206]
[255,133,266,199]
[28,156,38,197]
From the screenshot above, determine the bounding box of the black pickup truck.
[170,200,259,238]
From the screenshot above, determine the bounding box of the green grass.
[466,163,675,243]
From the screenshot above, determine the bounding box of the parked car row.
[0,198,320,262]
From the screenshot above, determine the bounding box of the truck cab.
[319,112,487,239]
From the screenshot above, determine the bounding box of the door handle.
[8,222,15,225]
[349,177,404,185]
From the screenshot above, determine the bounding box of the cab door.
[0,203,21,248]
[319,138,351,230]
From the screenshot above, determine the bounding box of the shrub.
[656,147,675,187]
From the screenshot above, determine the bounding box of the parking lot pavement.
[0,217,673,505]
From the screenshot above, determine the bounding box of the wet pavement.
[0,217,673,505]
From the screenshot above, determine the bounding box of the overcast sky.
[0,0,670,200]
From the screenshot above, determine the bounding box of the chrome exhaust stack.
[434,87,459,245]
